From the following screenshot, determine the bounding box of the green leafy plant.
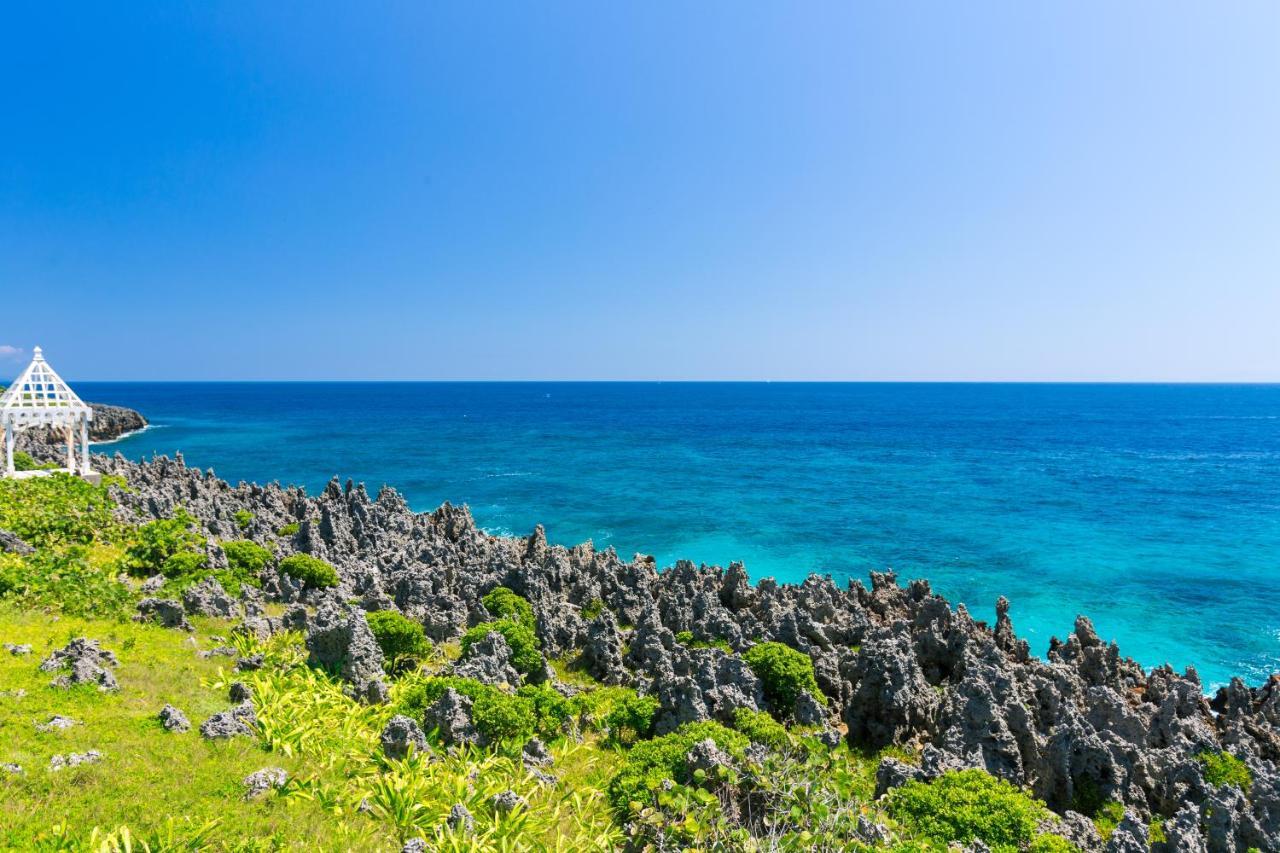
[481,586,535,629]
[1092,800,1125,840]
[123,509,208,578]
[366,610,432,672]
[603,693,659,745]
[12,451,56,472]
[279,553,340,588]
[581,598,605,620]
[731,707,792,751]
[516,683,573,737]
[607,721,749,814]
[0,473,121,546]
[743,641,825,712]
[1199,750,1252,793]
[277,521,300,536]
[887,768,1052,852]
[233,509,254,530]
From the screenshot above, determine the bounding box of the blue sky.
[2,2,1277,381]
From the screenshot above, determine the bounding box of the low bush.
[12,451,55,472]
[233,509,254,530]
[886,768,1054,853]
[398,676,543,743]
[743,641,825,712]
[221,539,273,575]
[481,586,535,629]
[731,707,792,751]
[123,509,208,578]
[0,473,120,546]
[675,630,732,652]
[277,521,300,536]
[516,683,573,737]
[366,610,432,671]
[581,598,605,620]
[279,553,339,588]
[0,548,133,618]
[1199,750,1252,793]
[603,693,659,745]
[607,721,750,814]
[461,619,542,677]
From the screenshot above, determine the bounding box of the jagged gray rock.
[41,638,119,691]
[200,702,257,739]
[135,597,192,630]
[49,750,102,771]
[182,577,237,618]
[490,789,526,814]
[36,715,79,732]
[5,643,32,655]
[305,603,388,703]
[453,629,521,686]
[243,767,287,799]
[381,714,429,759]
[447,803,474,832]
[158,704,190,732]
[0,529,34,555]
[423,688,478,747]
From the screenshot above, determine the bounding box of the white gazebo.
[1,347,94,478]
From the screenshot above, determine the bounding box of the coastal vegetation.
[0,471,1094,851]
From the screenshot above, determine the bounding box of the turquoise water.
[80,382,1280,689]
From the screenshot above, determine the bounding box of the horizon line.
[62,378,1280,385]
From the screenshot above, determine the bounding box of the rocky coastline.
[14,404,1280,850]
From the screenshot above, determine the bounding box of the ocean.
[79,381,1280,689]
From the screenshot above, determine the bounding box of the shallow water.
[81,381,1280,689]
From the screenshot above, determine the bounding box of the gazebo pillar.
[80,414,91,474]
[3,420,12,476]
[65,423,76,472]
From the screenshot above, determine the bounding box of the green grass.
[0,608,355,850]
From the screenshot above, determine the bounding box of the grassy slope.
[0,610,356,850]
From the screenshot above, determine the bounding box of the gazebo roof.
[0,347,93,429]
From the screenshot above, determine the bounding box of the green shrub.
[743,641,825,712]
[1092,800,1125,840]
[730,707,791,751]
[279,553,339,588]
[1028,835,1080,853]
[461,619,542,677]
[277,522,300,536]
[221,539,273,575]
[675,630,733,652]
[124,509,208,578]
[472,689,536,743]
[366,610,431,671]
[603,693,660,745]
[0,548,133,618]
[1199,751,1252,793]
[887,769,1051,853]
[0,473,120,546]
[12,451,55,472]
[481,586,535,629]
[516,683,573,738]
[233,509,254,530]
[399,676,537,744]
[607,721,749,814]
[581,598,605,620]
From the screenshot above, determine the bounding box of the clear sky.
[2,3,1277,381]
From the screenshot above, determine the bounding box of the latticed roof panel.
[0,347,92,429]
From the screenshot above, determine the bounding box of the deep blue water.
[79,382,1280,689]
